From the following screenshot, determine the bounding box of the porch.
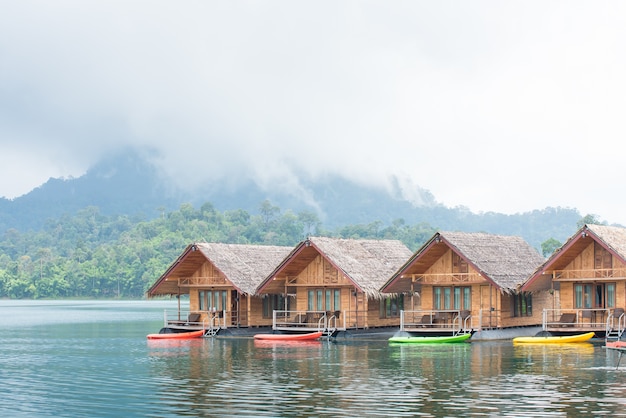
[399,310,475,334]
[163,309,233,336]
[542,308,626,337]
[272,310,370,332]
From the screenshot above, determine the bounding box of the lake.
[1,300,625,417]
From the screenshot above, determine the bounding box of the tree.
[298,210,321,237]
[577,214,604,228]
[259,199,280,228]
[541,238,562,257]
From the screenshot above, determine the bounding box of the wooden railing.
[408,273,484,284]
[272,310,358,331]
[400,310,474,333]
[164,309,226,330]
[550,268,626,280]
[541,308,610,330]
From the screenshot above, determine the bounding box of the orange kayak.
[606,340,626,349]
[253,331,323,341]
[147,329,205,339]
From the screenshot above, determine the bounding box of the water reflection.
[142,338,626,417]
[4,301,626,417]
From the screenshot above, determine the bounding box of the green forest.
[0,200,594,299]
[0,201,440,299]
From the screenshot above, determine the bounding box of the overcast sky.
[1,1,625,224]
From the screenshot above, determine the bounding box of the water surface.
[1,300,625,417]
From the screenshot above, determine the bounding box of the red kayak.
[253,331,323,341]
[606,340,626,349]
[147,329,205,340]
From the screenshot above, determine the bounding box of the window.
[434,286,471,311]
[380,294,404,318]
[607,283,616,308]
[575,283,616,309]
[434,287,442,309]
[513,292,532,317]
[199,290,228,311]
[307,288,341,312]
[574,284,592,308]
[262,294,289,318]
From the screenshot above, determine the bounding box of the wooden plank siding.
[382,231,546,331]
[147,242,293,329]
[277,255,405,328]
[411,251,506,328]
[523,224,626,333]
[257,237,414,330]
[544,242,626,311]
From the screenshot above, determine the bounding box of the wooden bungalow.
[255,236,413,333]
[147,242,293,334]
[381,231,546,334]
[522,224,626,338]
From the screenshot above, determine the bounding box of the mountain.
[0,150,585,248]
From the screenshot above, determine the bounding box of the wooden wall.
[565,243,594,271]
[291,255,357,310]
[556,241,626,311]
[559,283,574,310]
[284,254,406,328]
[248,296,273,327]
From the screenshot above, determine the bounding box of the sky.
[1,1,626,224]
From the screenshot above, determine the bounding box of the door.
[480,285,495,328]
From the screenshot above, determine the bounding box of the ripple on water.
[4,302,626,417]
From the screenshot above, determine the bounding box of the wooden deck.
[272,310,346,332]
[400,310,474,334]
[542,309,626,337]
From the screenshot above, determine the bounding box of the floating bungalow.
[381,231,546,336]
[522,224,626,339]
[146,242,293,335]
[255,236,413,335]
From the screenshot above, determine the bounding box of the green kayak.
[389,333,472,344]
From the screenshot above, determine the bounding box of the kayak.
[512,332,595,344]
[254,339,322,347]
[605,340,626,350]
[147,329,206,339]
[388,333,471,344]
[253,331,323,341]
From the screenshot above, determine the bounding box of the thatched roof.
[383,231,545,294]
[523,224,626,292]
[257,236,413,298]
[444,231,545,290]
[147,242,293,297]
[586,224,626,257]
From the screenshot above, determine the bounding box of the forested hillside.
[0,201,440,299]
[0,197,597,299]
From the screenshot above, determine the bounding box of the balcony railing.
[409,273,484,284]
[551,268,626,280]
[272,310,361,331]
[541,308,622,331]
[400,310,475,334]
[163,309,228,332]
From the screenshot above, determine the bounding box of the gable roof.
[523,224,626,292]
[147,242,293,297]
[586,224,626,258]
[382,231,545,294]
[257,236,413,298]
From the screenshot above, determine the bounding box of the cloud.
[1,1,625,224]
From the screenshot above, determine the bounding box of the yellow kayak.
[512,332,595,344]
